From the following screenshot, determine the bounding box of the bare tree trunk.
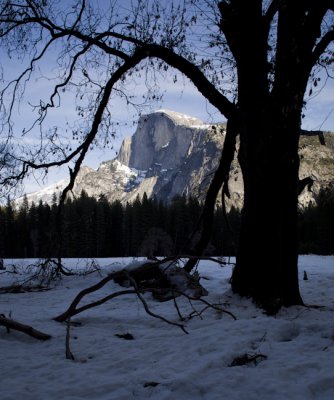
[230,120,304,313]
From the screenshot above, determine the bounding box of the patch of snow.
[192,124,212,129]
[113,159,136,176]
[14,178,69,207]
[1,255,334,400]
[154,109,204,127]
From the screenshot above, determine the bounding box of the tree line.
[0,188,333,259]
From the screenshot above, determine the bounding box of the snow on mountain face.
[116,109,230,203]
[153,109,206,127]
[15,109,334,208]
[16,109,227,207]
[15,178,69,207]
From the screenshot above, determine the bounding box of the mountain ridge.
[15,109,334,208]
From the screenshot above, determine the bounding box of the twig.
[171,290,237,321]
[173,296,185,321]
[188,303,207,320]
[159,255,228,267]
[127,276,188,334]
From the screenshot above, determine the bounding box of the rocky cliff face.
[116,110,230,204]
[15,109,334,208]
[298,132,334,205]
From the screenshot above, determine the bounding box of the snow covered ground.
[1,255,334,400]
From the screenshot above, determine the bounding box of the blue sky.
[9,69,334,195]
[1,0,333,195]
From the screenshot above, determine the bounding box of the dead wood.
[0,284,51,294]
[54,288,136,322]
[65,317,75,360]
[171,290,237,321]
[0,314,51,341]
[54,281,188,333]
[54,257,233,335]
[113,258,209,301]
[127,275,188,334]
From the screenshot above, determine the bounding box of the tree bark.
[230,117,304,314]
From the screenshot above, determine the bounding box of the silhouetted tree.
[16,195,31,257]
[4,197,15,257]
[0,1,333,311]
[109,199,124,256]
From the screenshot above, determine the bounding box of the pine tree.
[4,197,15,257]
[16,195,30,257]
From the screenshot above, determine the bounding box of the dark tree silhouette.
[0,0,333,312]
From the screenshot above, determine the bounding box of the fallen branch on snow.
[0,314,51,341]
[54,258,236,334]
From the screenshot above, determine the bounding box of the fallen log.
[0,314,52,341]
[113,259,208,301]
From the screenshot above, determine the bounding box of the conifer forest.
[1,188,333,259]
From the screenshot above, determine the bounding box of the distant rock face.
[126,110,205,170]
[298,132,334,206]
[116,110,229,204]
[15,109,334,208]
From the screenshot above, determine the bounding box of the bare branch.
[0,36,56,128]
[1,49,144,187]
[135,44,235,119]
[184,116,238,272]
[55,288,137,322]
[0,314,51,341]
[70,0,86,32]
[54,274,188,334]
[127,275,188,334]
[42,43,92,115]
[54,273,117,322]
[0,1,238,196]
[57,49,150,206]
[172,290,237,321]
[312,29,334,66]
